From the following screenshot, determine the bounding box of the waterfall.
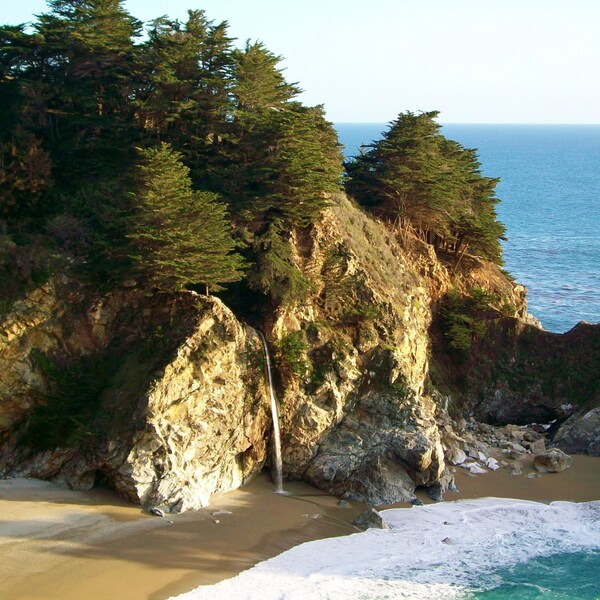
[256,330,284,494]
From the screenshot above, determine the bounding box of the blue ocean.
[334,123,600,333]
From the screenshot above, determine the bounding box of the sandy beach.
[1,456,599,600]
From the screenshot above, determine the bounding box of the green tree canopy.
[0,2,343,305]
[136,10,235,189]
[127,143,246,291]
[231,41,301,112]
[32,0,142,181]
[345,111,505,264]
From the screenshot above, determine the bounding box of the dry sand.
[1,456,599,600]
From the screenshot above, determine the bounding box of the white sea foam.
[169,498,600,600]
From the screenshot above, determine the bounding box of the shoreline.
[1,456,600,600]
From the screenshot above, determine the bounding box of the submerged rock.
[353,507,389,530]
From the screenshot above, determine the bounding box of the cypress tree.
[33,0,143,182]
[346,111,450,236]
[137,10,235,188]
[346,111,505,264]
[0,128,53,221]
[126,143,246,292]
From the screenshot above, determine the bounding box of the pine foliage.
[0,0,342,302]
[0,2,503,305]
[346,111,505,264]
[127,143,245,291]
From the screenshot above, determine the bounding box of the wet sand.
[1,456,599,600]
[0,475,363,600]
[451,454,600,503]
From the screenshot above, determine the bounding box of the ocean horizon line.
[334,121,600,126]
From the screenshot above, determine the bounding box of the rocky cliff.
[1,193,598,511]
[267,194,446,503]
[0,280,270,512]
[431,314,600,429]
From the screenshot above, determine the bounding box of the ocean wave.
[169,498,600,600]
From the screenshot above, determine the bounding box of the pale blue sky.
[3,0,600,124]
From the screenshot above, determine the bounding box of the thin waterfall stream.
[256,330,284,494]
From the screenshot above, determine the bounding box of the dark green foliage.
[16,1,141,188]
[275,330,309,379]
[308,357,330,392]
[0,129,53,221]
[345,111,505,264]
[440,288,496,353]
[127,143,246,291]
[346,111,446,227]
[246,219,314,304]
[224,102,342,227]
[22,349,110,449]
[318,244,359,317]
[218,40,342,304]
[0,233,63,305]
[231,41,300,111]
[388,374,409,400]
[136,10,234,186]
[469,287,498,311]
[341,303,382,325]
[0,2,343,306]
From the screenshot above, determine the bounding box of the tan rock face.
[1,194,535,511]
[266,195,448,502]
[114,301,270,512]
[533,448,572,473]
[0,284,269,513]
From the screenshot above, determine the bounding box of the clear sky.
[3,0,600,124]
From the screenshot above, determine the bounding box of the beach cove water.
[335,123,600,333]
[170,498,600,600]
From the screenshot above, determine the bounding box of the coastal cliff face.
[434,317,600,428]
[268,195,446,503]
[0,283,269,512]
[1,193,598,510]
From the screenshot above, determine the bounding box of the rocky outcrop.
[353,507,389,530]
[533,448,572,473]
[436,318,600,426]
[107,299,270,512]
[554,407,600,456]
[0,196,458,509]
[3,193,594,512]
[266,196,451,502]
[0,282,270,512]
[304,389,444,504]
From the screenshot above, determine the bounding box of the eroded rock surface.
[0,285,269,512]
[533,448,572,473]
[268,196,452,502]
[459,321,600,425]
[2,193,594,512]
[304,389,444,504]
[554,407,600,456]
